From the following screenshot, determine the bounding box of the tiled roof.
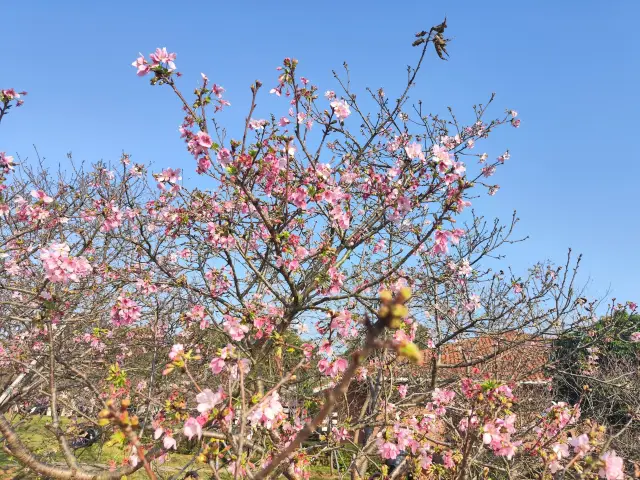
[422,333,550,383]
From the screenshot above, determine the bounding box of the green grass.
[0,416,339,479]
[0,415,199,478]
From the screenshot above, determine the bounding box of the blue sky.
[2,0,639,305]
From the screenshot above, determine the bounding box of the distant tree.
[551,307,640,461]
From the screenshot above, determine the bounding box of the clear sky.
[2,0,639,305]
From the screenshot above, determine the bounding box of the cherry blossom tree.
[0,20,636,480]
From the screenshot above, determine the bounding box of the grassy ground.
[0,415,339,479]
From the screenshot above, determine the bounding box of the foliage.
[551,308,640,462]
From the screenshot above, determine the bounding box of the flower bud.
[398,342,422,364]
[378,305,390,320]
[397,287,412,303]
[388,317,403,329]
[379,290,393,304]
[390,304,408,319]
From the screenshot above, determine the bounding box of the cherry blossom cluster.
[0,88,26,112]
[131,47,177,76]
[39,242,92,284]
[0,151,16,174]
[110,293,142,327]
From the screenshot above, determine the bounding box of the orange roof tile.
[422,333,550,383]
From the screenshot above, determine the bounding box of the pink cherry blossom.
[110,294,141,327]
[552,442,569,460]
[210,357,225,374]
[405,142,425,161]
[398,384,408,398]
[332,427,349,441]
[458,415,479,432]
[30,190,53,204]
[168,344,184,361]
[548,460,563,474]
[0,152,16,172]
[155,168,181,184]
[482,165,496,177]
[196,387,225,413]
[100,201,124,232]
[183,417,203,440]
[464,294,481,312]
[249,119,268,130]
[432,230,452,255]
[1,89,20,100]
[599,450,624,479]
[327,266,345,295]
[373,239,386,254]
[318,357,348,377]
[40,243,92,284]
[195,131,212,149]
[330,99,351,121]
[131,55,150,76]
[217,148,233,166]
[223,315,250,341]
[569,433,591,456]
[432,388,456,406]
[229,358,251,380]
[163,435,177,450]
[247,392,284,429]
[377,439,400,460]
[149,47,177,71]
